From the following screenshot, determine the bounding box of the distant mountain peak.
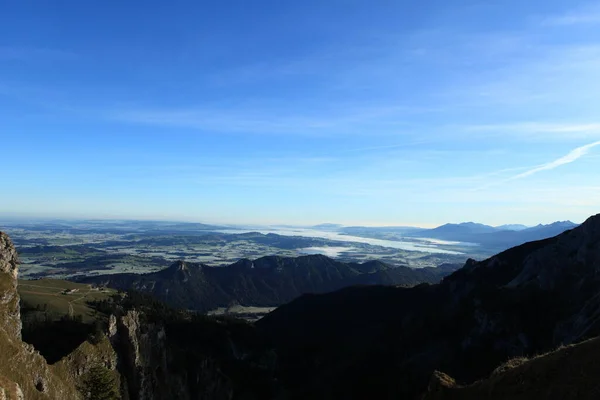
[312,223,344,231]
[534,220,576,227]
[551,220,577,226]
[159,260,199,282]
[524,220,579,232]
[426,222,497,235]
[313,223,343,227]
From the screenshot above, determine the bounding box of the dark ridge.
[77,254,458,312]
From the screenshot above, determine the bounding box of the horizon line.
[0,213,585,230]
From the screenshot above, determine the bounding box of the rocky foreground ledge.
[0,232,118,400]
[0,231,275,400]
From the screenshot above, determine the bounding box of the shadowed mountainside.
[257,214,598,399]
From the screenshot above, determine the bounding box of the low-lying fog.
[219,227,464,255]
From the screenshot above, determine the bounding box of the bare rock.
[0,233,18,280]
[0,232,82,399]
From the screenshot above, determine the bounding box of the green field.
[18,279,116,322]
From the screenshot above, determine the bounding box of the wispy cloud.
[509,140,600,179]
[475,140,600,190]
[110,104,426,137]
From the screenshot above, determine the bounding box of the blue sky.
[1,1,600,227]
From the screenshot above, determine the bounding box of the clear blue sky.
[1,1,599,226]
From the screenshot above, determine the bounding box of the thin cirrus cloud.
[111,106,420,137]
[508,140,600,180]
[108,26,600,142]
[475,140,600,191]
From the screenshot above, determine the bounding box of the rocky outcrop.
[112,310,175,400]
[0,232,81,399]
[1,232,21,340]
[422,337,600,400]
[109,310,252,400]
[423,371,458,398]
[0,233,19,280]
[55,335,120,384]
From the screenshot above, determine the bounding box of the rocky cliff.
[1,231,280,399]
[106,306,279,400]
[0,232,82,399]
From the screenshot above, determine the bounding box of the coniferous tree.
[80,365,120,400]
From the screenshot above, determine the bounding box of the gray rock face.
[0,232,82,399]
[0,232,22,341]
[116,310,174,400]
[0,232,18,280]
[113,310,238,400]
[108,314,118,338]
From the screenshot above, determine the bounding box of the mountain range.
[412,220,579,250]
[256,214,599,399]
[79,255,460,312]
[417,220,577,239]
[2,213,600,399]
[420,221,500,236]
[334,220,579,255]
